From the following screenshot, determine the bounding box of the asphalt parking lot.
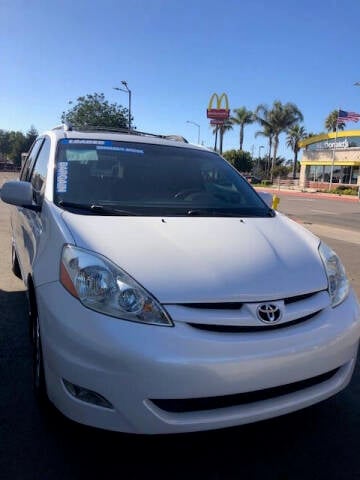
[1,177,359,480]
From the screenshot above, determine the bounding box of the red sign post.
[207,93,230,154]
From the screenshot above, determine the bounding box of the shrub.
[222,149,253,172]
[330,186,357,196]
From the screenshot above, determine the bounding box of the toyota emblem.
[257,304,282,324]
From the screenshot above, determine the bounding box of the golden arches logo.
[207,92,230,120]
[208,93,229,110]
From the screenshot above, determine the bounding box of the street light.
[186,120,200,144]
[113,80,132,132]
[258,145,264,157]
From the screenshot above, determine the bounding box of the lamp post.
[186,120,200,144]
[113,80,132,132]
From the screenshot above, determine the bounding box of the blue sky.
[1,0,360,159]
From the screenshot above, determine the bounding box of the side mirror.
[0,181,40,211]
[258,191,273,208]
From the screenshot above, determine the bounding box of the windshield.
[54,139,271,217]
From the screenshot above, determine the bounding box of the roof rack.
[50,124,188,142]
[164,134,189,143]
[52,121,73,131]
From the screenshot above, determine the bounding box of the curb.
[255,187,359,203]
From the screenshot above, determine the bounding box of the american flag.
[337,109,360,123]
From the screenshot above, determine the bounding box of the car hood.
[61,212,327,303]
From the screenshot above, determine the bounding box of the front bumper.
[36,283,360,434]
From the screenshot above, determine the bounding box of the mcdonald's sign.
[207,93,230,120]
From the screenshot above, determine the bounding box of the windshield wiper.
[57,201,139,216]
[186,208,275,217]
[186,209,243,217]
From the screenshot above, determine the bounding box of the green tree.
[8,131,27,166]
[0,126,38,166]
[271,156,291,179]
[222,149,253,172]
[253,155,268,178]
[0,129,11,160]
[255,101,303,182]
[24,125,38,152]
[325,110,345,132]
[286,124,307,179]
[230,107,254,150]
[61,92,132,129]
[272,164,291,178]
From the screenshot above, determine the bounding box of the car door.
[13,137,51,282]
[11,137,44,277]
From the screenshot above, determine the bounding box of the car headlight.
[60,245,173,326]
[319,242,349,307]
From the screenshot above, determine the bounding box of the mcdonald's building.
[299,130,360,188]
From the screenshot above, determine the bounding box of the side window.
[29,137,51,203]
[20,138,44,181]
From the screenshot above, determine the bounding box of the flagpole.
[329,108,340,192]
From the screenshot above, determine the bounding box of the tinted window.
[30,137,51,202]
[20,138,44,181]
[54,139,271,217]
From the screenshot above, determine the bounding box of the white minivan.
[1,124,359,434]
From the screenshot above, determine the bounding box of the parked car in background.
[1,124,359,434]
[245,175,261,184]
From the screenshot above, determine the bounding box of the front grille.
[166,290,328,332]
[178,302,243,310]
[284,291,320,305]
[176,291,322,311]
[188,311,321,333]
[151,367,340,413]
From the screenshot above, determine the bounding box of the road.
[0,185,360,480]
[278,194,360,232]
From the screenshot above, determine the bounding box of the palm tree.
[325,110,345,132]
[255,101,303,182]
[269,101,303,182]
[255,124,274,178]
[230,107,253,150]
[254,105,274,178]
[212,121,233,154]
[286,125,307,179]
[213,126,219,151]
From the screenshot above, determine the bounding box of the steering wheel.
[173,188,205,199]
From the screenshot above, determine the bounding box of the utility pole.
[113,81,132,131]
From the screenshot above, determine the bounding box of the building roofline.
[299,130,360,148]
